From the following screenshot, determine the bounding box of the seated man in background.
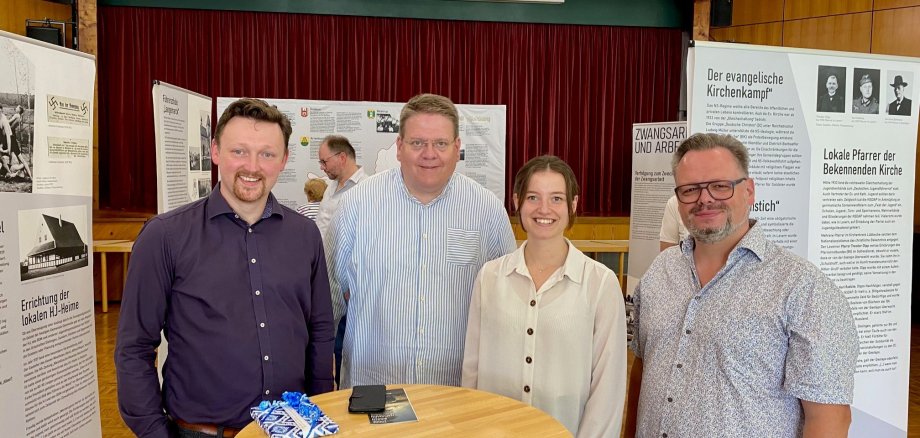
[627,133,858,438]
[116,98,334,438]
[326,93,516,388]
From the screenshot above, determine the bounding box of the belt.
[174,418,242,437]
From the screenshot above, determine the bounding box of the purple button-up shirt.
[115,189,334,437]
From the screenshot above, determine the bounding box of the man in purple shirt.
[115,98,334,437]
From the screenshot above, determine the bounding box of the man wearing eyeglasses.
[625,133,858,438]
[314,135,367,236]
[312,134,366,388]
[325,93,516,388]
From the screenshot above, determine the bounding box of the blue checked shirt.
[326,168,516,388]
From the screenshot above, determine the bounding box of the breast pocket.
[446,228,481,266]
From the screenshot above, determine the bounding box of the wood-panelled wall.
[711,0,920,55]
[0,0,73,42]
[709,0,920,225]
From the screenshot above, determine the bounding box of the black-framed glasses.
[674,178,747,204]
[317,151,343,167]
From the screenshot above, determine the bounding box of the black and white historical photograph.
[200,110,212,171]
[852,68,881,114]
[886,71,912,116]
[816,65,846,113]
[376,111,399,133]
[197,178,211,198]
[0,37,36,193]
[18,205,90,282]
[189,147,200,171]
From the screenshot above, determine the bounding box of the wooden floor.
[96,304,131,437]
[96,304,920,437]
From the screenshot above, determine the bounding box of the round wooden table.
[237,384,572,437]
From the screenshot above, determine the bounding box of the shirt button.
[525,356,532,364]
[529,300,536,307]
[523,385,530,393]
[676,363,682,368]
[265,390,270,395]
[527,328,534,335]
[419,328,425,334]
[667,397,673,402]
[662,434,668,438]
[423,233,428,239]
[685,329,691,334]
[264,355,269,361]
[251,258,257,264]
[694,296,701,300]
[235,214,240,219]
[248,228,252,233]
[255,290,261,296]
[260,323,265,328]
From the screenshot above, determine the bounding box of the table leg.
[123,252,129,298]
[101,252,108,313]
[618,252,626,292]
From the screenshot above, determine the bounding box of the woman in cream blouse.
[462,155,626,437]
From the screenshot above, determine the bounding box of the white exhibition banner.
[152,81,213,213]
[689,41,919,436]
[0,30,100,436]
[216,98,507,207]
[626,121,687,297]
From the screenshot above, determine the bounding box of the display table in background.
[238,384,571,437]
[92,240,134,313]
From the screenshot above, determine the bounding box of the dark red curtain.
[98,7,683,216]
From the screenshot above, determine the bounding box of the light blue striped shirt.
[326,168,516,388]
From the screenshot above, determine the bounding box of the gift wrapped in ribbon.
[250,391,339,437]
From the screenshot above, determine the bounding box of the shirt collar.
[680,219,766,262]
[503,239,586,284]
[206,185,283,221]
[348,166,367,184]
[334,166,367,192]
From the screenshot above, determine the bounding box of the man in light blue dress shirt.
[326,93,516,388]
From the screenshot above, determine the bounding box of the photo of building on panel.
[18,205,90,281]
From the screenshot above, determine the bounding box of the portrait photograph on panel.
[816,65,846,113]
[852,68,881,115]
[886,71,913,116]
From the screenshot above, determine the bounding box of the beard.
[231,171,266,202]
[687,203,743,244]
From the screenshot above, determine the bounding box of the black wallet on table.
[348,385,387,413]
